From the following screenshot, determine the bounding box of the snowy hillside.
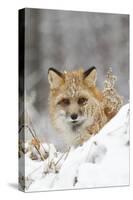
[19,104,129,192]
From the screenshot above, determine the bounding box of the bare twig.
[19,124,45,161]
[54,147,71,167]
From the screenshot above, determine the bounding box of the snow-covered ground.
[20,104,129,192]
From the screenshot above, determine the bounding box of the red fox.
[48,67,123,146]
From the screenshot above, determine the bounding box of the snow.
[21,104,129,192]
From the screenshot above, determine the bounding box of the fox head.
[48,67,103,145]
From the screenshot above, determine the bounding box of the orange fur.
[48,68,123,146]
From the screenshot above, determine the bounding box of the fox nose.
[71,113,78,120]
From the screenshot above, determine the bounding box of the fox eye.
[58,98,70,106]
[78,97,88,105]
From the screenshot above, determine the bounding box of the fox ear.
[83,66,97,87]
[48,68,64,89]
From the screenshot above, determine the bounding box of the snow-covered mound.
[22,104,129,192]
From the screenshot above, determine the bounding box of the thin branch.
[19,124,45,161]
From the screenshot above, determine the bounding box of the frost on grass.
[102,67,123,119]
[19,103,129,192]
